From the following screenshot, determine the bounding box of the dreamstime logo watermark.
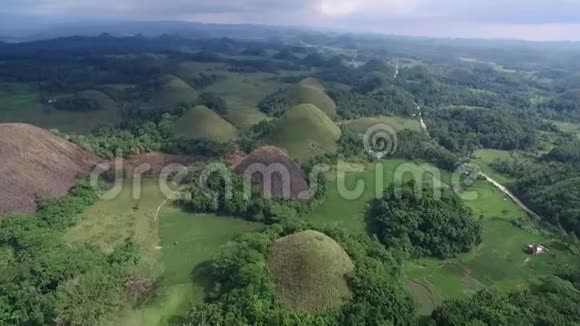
[364,124,398,159]
[87,123,481,204]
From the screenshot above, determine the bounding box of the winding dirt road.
[416,105,539,218]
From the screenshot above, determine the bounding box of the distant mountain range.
[0,20,313,43]
[2,19,580,46]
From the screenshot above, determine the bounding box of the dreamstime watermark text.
[88,124,482,203]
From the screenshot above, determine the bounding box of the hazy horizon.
[2,0,580,42]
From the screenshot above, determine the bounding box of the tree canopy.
[370,181,482,258]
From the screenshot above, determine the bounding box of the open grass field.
[304,159,579,316]
[65,180,166,273]
[66,179,260,325]
[110,209,260,326]
[157,209,260,292]
[0,83,121,133]
[472,149,522,185]
[173,62,285,130]
[307,160,452,233]
[64,158,579,323]
[206,71,285,129]
[341,115,422,134]
[405,180,579,315]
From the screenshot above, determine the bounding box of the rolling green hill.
[54,90,118,112]
[287,84,337,118]
[263,104,341,161]
[74,90,117,109]
[149,75,198,108]
[174,105,238,142]
[268,230,354,314]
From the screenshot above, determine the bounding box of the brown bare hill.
[0,123,99,217]
[233,146,310,200]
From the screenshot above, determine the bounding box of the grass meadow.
[306,160,579,315]
[0,83,122,133]
[552,120,580,139]
[66,180,261,325]
[62,159,579,322]
[472,149,523,185]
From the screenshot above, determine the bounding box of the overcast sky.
[3,0,580,41]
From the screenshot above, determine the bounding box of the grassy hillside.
[174,105,238,142]
[0,83,121,133]
[67,89,118,110]
[149,75,198,108]
[287,84,337,118]
[263,104,341,161]
[268,230,354,313]
[298,77,325,90]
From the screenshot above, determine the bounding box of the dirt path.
[154,197,170,221]
[406,279,439,314]
[417,105,431,139]
[417,107,539,218]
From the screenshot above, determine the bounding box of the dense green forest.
[0,183,142,325]
[184,166,323,223]
[432,276,580,325]
[492,146,580,237]
[370,181,482,258]
[426,108,539,153]
[179,221,416,326]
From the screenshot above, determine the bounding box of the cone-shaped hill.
[174,105,238,142]
[149,74,199,107]
[263,104,341,161]
[0,123,100,217]
[268,230,354,314]
[54,90,117,112]
[298,77,325,91]
[233,146,310,200]
[286,78,336,118]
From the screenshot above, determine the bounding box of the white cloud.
[318,0,418,17]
